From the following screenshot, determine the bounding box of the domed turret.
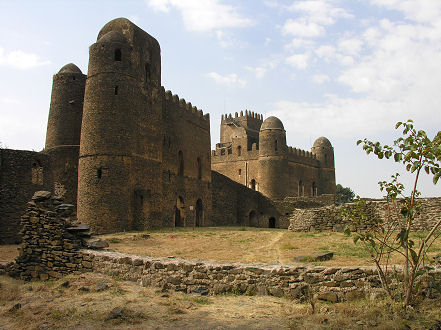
[260,116,284,131]
[311,136,336,195]
[78,18,163,234]
[44,63,86,205]
[258,116,288,200]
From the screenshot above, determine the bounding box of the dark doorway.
[175,196,185,227]
[269,217,276,228]
[133,190,145,230]
[195,198,203,227]
[249,210,257,227]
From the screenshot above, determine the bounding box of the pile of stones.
[11,191,107,281]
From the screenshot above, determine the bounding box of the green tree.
[342,120,441,307]
[336,184,355,204]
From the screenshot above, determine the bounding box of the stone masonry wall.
[83,249,441,302]
[0,149,52,244]
[13,191,94,280]
[288,197,441,232]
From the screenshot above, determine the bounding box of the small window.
[114,85,118,95]
[114,48,122,61]
[275,139,278,151]
[178,151,184,176]
[145,63,151,81]
[238,169,242,176]
[237,146,242,156]
[197,157,202,179]
[221,149,225,156]
[251,179,256,191]
[72,76,76,80]
[97,168,102,180]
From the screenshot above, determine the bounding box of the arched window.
[197,157,202,179]
[114,85,118,95]
[237,145,242,156]
[251,179,256,191]
[145,62,151,81]
[114,48,121,61]
[238,169,242,176]
[298,180,303,197]
[178,151,184,176]
[275,139,278,151]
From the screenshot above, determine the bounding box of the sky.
[0,0,440,198]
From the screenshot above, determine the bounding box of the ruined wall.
[85,249,441,302]
[13,191,93,280]
[0,149,51,244]
[211,171,280,227]
[161,89,211,228]
[288,197,441,232]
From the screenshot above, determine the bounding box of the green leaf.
[410,249,418,264]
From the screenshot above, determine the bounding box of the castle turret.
[77,18,163,233]
[44,63,86,205]
[311,136,336,195]
[258,116,288,199]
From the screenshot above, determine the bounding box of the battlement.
[221,110,263,122]
[287,146,317,160]
[160,87,210,127]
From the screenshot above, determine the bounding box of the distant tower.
[44,63,86,205]
[311,137,336,195]
[77,18,162,233]
[258,116,288,199]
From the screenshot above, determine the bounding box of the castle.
[0,18,335,243]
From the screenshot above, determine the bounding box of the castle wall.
[160,90,212,227]
[0,149,52,243]
[211,171,280,228]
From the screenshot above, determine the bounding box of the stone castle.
[0,18,335,243]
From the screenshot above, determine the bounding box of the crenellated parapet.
[221,110,263,123]
[160,87,210,130]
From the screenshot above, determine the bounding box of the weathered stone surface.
[83,238,109,249]
[32,191,52,201]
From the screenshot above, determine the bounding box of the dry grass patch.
[100,227,441,266]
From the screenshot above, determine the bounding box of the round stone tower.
[77,18,162,233]
[311,137,336,195]
[44,63,86,205]
[258,116,288,200]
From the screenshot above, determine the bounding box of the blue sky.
[0,0,440,198]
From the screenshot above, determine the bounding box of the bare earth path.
[243,231,285,263]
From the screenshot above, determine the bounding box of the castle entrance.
[268,217,276,228]
[133,190,149,230]
[195,198,203,227]
[175,196,185,227]
[249,210,257,227]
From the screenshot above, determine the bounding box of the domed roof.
[97,30,128,44]
[313,136,332,148]
[58,63,82,74]
[260,116,284,131]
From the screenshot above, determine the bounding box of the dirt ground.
[1,273,440,330]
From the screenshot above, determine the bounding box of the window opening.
[114,48,121,61]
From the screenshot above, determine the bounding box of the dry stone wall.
[288,197,441,232]
[12,191,102,281]
[82,249,441,302]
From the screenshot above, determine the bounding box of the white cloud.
[246,66,267,79]
[338,38,363,55]
[146,0,253,32]
[288,0,353,25]
[0,48,50,70]
[282,19,324,37]
[371,0,441,24]
[284,38,314,49]
[311,74,330,84]
[1,97,21,105]
[286,52,310,69]
[206,72,246,87]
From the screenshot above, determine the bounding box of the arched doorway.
[175,196,185,227]
[249,210,257,227]
[269,217,276,228]
[195,198,203,227]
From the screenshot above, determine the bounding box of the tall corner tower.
[311,136,336,195]
[77,18,163,233]
[44,63,86,205]
[258,116,288,200]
